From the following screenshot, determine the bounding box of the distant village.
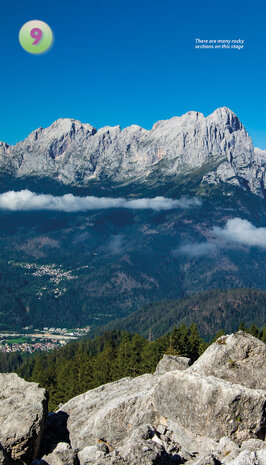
[0,326,90,353]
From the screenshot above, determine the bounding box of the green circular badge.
[19,20,54,55]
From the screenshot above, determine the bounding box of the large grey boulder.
[155,355,191,375]
[222,439,266,464]
[154,370,266,443]
[0,373,48,464]
[188,331,266,390]
[58,375,190,464]
[217,436,239,457]
[59,375,160,451]
[77,425,183,465]
[33,442,78,465]
[224,449,266,465]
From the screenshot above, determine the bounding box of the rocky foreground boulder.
[0,373,48,464]
[0,332,265,465]
[154,355,191,375]
[188,331,266,390]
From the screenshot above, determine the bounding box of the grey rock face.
[58,375,159,451]
[77,425,183,465]
[0,373,48,464]
[222,438,266,464]
[155,355,191,375]
[154,370,266,443]
[218,436,239,456]
[35,442,78,465]
[224,449,266,465]
[188,331,266,390]
[0,108,265,196]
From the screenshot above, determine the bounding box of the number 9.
[30,28,43,45]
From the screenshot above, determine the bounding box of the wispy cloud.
[0,190,202,212]
[108,235,126,254]
[175,242,217,257]
[174,217,266,258]
[213,218,266,249]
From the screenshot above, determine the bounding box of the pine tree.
[171,325,190,357]
[213,329,225,341]
[115,333,133,378]
[188,323,201,362]
[164,334,179,356]
[262,326,266,344]
[248,324,259,338]
[239,321,246,331]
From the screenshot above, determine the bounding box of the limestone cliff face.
[0,108,265,197]
[0,332,265,465]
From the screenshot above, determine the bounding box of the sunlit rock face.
[0,107,265,197]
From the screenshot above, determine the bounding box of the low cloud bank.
[176,242,217,257]
[213,218,266,249]
[0,190,202,212]
[108,235,126,254]
[175,218,266,257]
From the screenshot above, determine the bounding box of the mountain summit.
[0,107,265,197]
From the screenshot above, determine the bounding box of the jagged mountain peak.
[49,117,95,132]
[13,107,241,145]
[151,107,238,130]
[209,106,237,118]
[207,107,243,131]
[151,111,204,131]
[0,107,265,197]
[0,107,246,149]
[97,124,121,135]
[29,118,96,141]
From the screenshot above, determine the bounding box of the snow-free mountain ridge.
[0,107,265,197]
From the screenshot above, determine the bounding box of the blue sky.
[1,0,266,148]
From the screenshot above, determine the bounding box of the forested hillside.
[0,179,265,332]
[90,288,266,340]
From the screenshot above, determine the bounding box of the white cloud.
[108,235,125,254]
[174,218,266,258]
[0,190,202,212]
[175,241,217,257]
[213,218,266,249]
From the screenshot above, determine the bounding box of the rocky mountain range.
[0,108,265,331]
[0,107,265,198]
[0,331,265,464]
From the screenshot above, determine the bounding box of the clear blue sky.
[1,0,266,148]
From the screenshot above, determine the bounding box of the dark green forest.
[89,288,266,340]
[0,322,265,411]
